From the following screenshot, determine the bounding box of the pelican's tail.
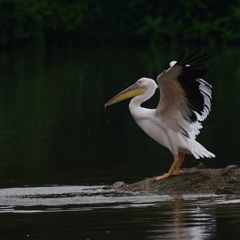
[188,139,215,159]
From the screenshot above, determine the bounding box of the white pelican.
[105,49,215,180]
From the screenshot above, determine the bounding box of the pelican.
[105,49,215,180]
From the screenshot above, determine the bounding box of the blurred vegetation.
[0,0,240,47]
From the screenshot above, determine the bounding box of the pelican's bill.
[105,83,146,108]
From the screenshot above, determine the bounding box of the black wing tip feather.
[176,48,213,81]
[176,49,187,64]
[177,48,212,67]
[176,49,213,123]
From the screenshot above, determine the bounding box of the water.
[0,185,240,239]
[0,46,240,239]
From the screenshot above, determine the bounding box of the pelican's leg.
[173,152,185,175]
[155,156,179,180]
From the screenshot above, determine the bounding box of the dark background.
[0,0,239,48]
[0,2,240,240]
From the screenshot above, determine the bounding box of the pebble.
[113,181,128,189]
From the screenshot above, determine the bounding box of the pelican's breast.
[130,108,171,150]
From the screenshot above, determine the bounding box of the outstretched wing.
[156,49,212,139]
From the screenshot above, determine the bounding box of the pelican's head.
[104,78,157,108]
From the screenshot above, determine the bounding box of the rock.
[226,176,238,183]
[221,165,239,176]
[215,186,234,195]
[195,162,207,169]
[112,165,240,195]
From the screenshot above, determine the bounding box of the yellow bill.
[104,83,147,108]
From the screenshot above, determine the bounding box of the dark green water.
[0,46,240,239]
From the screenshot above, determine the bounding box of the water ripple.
[0,185,239,213]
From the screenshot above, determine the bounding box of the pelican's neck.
[129,82,157,112]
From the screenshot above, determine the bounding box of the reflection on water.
[148,198,216,240]
[0,46,240,239]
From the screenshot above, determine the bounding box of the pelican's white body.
[105,51,216,179]
[129,78,215,159]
